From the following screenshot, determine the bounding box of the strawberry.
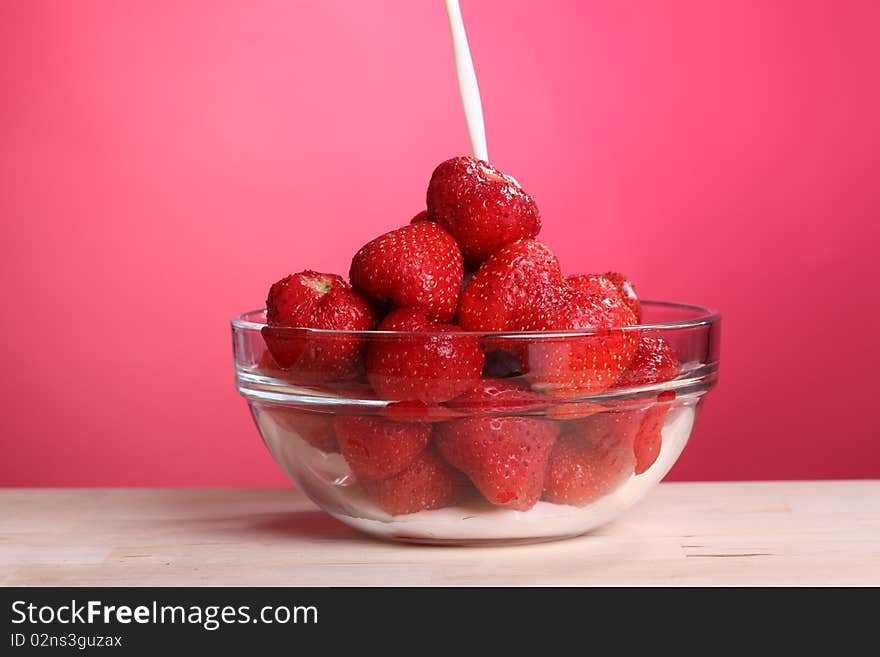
[381,400,462,423]
[262,270,377,382]
[632,404,667,475]
[616,336,680,473]
[365,308,484,403]
[552,337,681,477]
[363,447,469,515]
[444,378,550,415]
[602,272,642,323]
[410,210,430,224]
[562,401,669,479]
[349,222,463,322]
[435,415,559,510]
[542,422,635,506]
[383,379,544,423]
[334,415,430,481]
[256,350,285,376]
[426,156,541,266]
[457,238,563,332]
[267,407,338,452]
[544,400,605,421]
[578,409,644,454]
[566,274,621,300]
[616,336,680,388]
[516,286,639,397]
[567,272,643,323]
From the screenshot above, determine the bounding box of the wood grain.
[1,482,877,586]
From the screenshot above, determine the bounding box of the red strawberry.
[566,272,643,322]
[256,350,285,376]
[363,447,469,515]
[410,210,430,224]
[563,401,669,479]
[457,238,563,332]
[444,376,601,427]
[426,156,541,266]
[616,336,680,388]
[566,274,621,300]
[381,400,462,423]
[384,379,545,423]
[602,272,642,323]
[516,286,639,397]
[435,416,559,510]
[349,222,463,322]
[334,415,430,481]
[262,271,377,382]
[616,337,680,473]
[542,422,635,506]
[366,309,484,403]
[268,407,338,452]
[444,378,549,415]
[544,400,605,421]
[632,403,667,474]
[578,409,644,454]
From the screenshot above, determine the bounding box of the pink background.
[2,1,878,486]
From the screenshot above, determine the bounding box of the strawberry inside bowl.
[231,300,720,545]
[231,155,720,544]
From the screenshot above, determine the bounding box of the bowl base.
[364,530,595,547]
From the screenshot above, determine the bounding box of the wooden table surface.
[1,481,877,586]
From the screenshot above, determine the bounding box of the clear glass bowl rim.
[231,300,720,337]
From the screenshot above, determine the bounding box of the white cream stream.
[444,0,488,161]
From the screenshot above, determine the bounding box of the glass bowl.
[231,301,720,545]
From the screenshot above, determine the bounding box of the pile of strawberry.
[260,156,680,515]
